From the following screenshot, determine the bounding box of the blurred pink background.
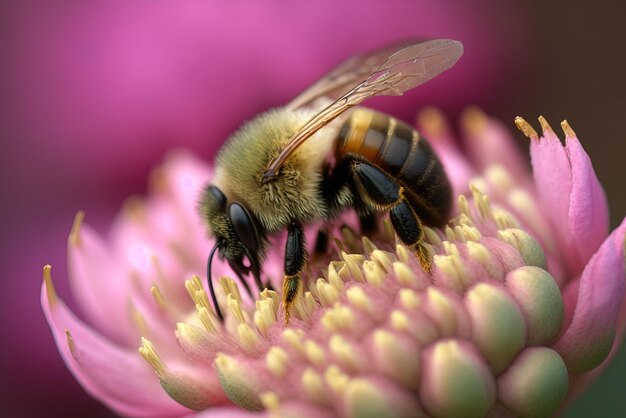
[1,2,624,417]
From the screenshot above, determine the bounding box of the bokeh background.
[1,1,624,417]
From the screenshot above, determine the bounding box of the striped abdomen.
[336,108,451,226]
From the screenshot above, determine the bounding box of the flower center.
[138,186,564,415]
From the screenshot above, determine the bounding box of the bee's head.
[199,184,264,280]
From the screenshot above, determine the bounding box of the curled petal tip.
[514,116,539,140]
[42,264,57,307]
[122,196,146,221]
[461,106,488,136]
[538,115,555,135]
[69,211,85,247]
[561,119,577,138]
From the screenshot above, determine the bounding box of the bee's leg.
[349,157,431,272]
[283,222,305,324]
[389,199,431,272]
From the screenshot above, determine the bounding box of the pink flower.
[4,4,532,413]
[42,108,625,417]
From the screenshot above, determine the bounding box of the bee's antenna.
[207,238,225,320]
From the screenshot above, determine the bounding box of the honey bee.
[200,39,463,323]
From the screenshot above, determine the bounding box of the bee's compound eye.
[207,185,228,212]
[228,203,258,253]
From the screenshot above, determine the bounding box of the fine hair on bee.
[199,39,463,324]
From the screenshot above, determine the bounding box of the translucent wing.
[287,40,418,110]
[263,39,463,182]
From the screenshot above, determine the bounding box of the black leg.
[349,157,432,272]
[283,222,306,324]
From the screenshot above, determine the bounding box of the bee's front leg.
[282,222,305,324]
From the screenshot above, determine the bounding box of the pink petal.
[529,128,573,265]
[530,123,610,277]
[462,109,530,185]
[565,134,609,271]
[41,268,192,417]
[553,218,626,373]
[109,198,204,310]
[68,216,136,345]
[157,150,214,227]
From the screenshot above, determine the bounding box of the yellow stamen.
[197,305,218,334]
[393,262,420,288]
[363,260,385,286]
[237,323,260,351]
[325,365,350,393]
[150,284,170,314]
[470,183,494,221]
[445,226,456,242]
[485,165,514,194]
[426,287,459,336]
[129,300,149,337]
[220,276,242,303]
[326,265,345,292]
[341,252,365,282]
[228,294,246,324]
[494,209,520,230]
[304,340,326,367]
[458,194,471,218]
[329,335,359,372]
[395,244,409,263]
[260,391,280,415]
[316,278,339,307]
[399,289,421,309]
[139,337,166,377]
[185,276,210,311]
[260,289,280,313]
[390,310,409,332]
[266,347,289,378]
[346,286,373,314]
[370,249,393,272]
[294,292,317,322]
[302,368,326,403]
[382,219,395,243]
[424,226,442,247]
[282,329,305,353]
[253,298,276,337]
[321,305,355,332]
[340,225,360,253]
[466,242,492,268]
[361,236,378,254]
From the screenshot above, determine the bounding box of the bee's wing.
[263,39,463,182]
[287,40,418,110]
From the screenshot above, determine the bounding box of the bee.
[200,39,463,323]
